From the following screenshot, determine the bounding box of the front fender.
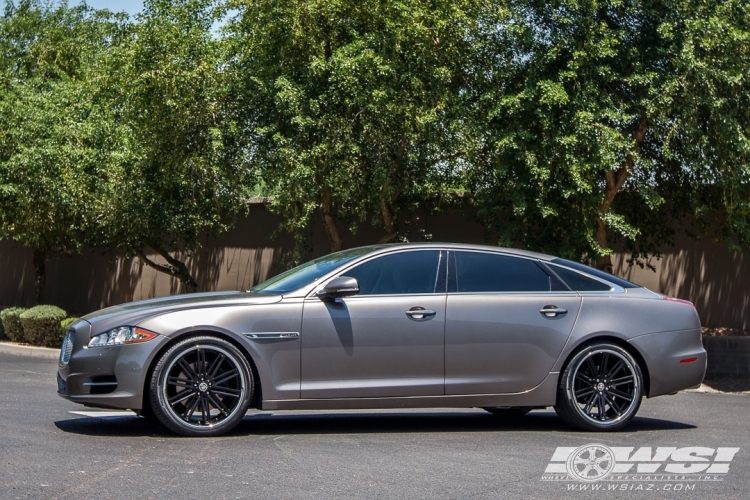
[137,301,303,401]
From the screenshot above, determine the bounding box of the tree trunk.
[321,187,343,252]
[595,119,648,271]
[137,246,198,293]
[32,249,46,305]
[378,196,398,244]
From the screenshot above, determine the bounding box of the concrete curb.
[0,341,59,360]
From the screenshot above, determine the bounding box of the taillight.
[663,296,697,310]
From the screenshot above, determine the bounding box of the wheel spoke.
[197,349,207,377]
[575,372,593,384]
[211,386,241,398]
[583,392,597,415]
[585,356,598,377]
[606,393,623,415]
[575,387,595,399]
[610,375,634,386]
[213,368,240,386]
[207,353,226,379]
[177,358,198,380]
[167,377,193,389]
[597,394,607,420]
[182,394,201,420]
[599,353,609,378]
[608,387,634,401]
[605,360,624,380]
[208,393,231,416]
[169,389,195,405]
[200,395,209,424]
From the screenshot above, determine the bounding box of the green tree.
[0,0,124,303]
[469,0,750,270]
[227,0,483,258]
[97,0,250,291]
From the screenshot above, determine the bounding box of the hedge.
[60,317,79,337]
[19,305,67,347]
[0,307,28,341]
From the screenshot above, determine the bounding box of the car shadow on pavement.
[54,410,695,438]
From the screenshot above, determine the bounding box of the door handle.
[540,305,567,317]
[406,307,437,319]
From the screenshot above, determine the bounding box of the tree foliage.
[0,0,748,305]
[226,0,485,259]
[0,0,124,302]
[468,0,750,269]
[94,0,250,291]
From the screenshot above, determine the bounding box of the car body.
[57,243,706,435]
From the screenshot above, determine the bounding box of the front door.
[301,249,446,399]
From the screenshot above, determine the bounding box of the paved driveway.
[1,352,748,499]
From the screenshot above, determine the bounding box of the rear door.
[445,250,581,395]
[301,249,447,399]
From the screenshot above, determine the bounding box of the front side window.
[343,250,442,295]
[453,251,551,292]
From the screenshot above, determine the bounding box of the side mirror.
[317,276,359,300]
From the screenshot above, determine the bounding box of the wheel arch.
[556,335,651,401]
[140,328,264,415]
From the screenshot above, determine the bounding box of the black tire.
[554,342,643,431]
[482,407,532,418]
[149,336,253,437]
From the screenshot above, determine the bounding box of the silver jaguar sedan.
[58,243,706,436]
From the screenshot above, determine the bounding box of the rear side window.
[550,265,613,292]
[344,250,441,295]
[453,251,551,292]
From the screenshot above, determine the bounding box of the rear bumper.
[628,328,707,398]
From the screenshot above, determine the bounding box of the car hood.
[81,291,282,334]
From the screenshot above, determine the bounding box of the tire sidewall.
[557,342,643,431]
[149,336,253,437]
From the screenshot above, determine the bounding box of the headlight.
[88,327,158,348]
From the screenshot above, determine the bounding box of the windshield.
[252,246,385,294]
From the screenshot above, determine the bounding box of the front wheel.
[554,343,643,431]
[149,336,253,437]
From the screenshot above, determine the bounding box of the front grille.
[59,331,74,365]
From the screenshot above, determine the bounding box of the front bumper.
[57,321,169,410]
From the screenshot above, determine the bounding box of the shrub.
[60,317,80,336]
[19,305,67,347]
[0,307,28,341]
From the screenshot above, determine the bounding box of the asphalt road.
[1,352,748,500]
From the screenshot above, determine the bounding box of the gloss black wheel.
[555,343,643,431]
[149,336,253,436]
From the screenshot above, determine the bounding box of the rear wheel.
[554,342,643,431]
[149,336,253,437]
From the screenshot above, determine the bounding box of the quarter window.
[454,252,551,292]
[550,265,613,292]
[343,250,442,295]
